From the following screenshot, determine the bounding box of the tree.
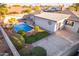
[0,3,8,16]
[68,3,79,11]
[73,3,79,11]
[0,3,8,24]
[8,18,18,24]
[10,33,25,50]
[34,6,41,11]
[17,30,27,39]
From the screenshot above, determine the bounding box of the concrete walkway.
[32,29,79,56]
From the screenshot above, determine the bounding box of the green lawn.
[25,31,49,44]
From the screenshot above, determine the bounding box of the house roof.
[34,12,70,22]
[72,11,79,18]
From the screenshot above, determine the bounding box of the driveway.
[56,28,79,43]
[32,29,79,56]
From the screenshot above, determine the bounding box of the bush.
[34,6,41,11]
[17,30,27,39]
[10,33,25,49]
[19,48,32,56]
[21,8,32,13]
[31,46,47,56]
[68,6,76,11]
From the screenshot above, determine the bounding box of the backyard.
[2,18,49,56]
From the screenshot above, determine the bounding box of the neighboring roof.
[34,12,70,22]
[72,11,79,18]
[70,11,79,22]
[57,10,79,22]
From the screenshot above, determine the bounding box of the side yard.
[0,30,12,56]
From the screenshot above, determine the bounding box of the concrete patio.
[32,28,79,56]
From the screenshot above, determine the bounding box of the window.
[77,28,79,33]
[48,20,52,25]
[66,20,74,26]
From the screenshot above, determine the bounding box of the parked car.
[44,7,61,12]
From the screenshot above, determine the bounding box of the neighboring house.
[32,12,70,33]
[4,14,34,25]
[4,14,25,24]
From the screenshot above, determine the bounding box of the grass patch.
[25,31,49,44]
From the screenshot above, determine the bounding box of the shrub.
[31,46,47,56]
[10,33,25,49]
[22,8,32,13]
[19,48,32,56]
[17,30,27,39]
[34,6,41,11]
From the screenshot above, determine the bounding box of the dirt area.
[0,31,12,56]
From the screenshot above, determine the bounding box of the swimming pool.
[13,22,33,32]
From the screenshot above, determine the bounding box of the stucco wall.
[34,16,56,33]
[72,22,79,33]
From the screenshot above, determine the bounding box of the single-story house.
[32,12,70,33]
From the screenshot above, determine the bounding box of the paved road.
[32,29,79,56]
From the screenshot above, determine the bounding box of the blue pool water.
[13,22,32,32]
